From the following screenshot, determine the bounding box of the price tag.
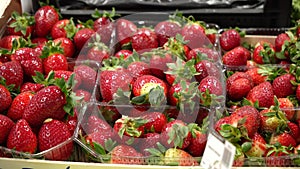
[200,131,236,169]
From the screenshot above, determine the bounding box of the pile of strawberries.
[214,23,300,166]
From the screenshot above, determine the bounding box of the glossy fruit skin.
[246,81,274,108]
[100,68,132,102]
[270,132,297,147]
[34,5,59,37]
[187,47,220,62]
[244,132,267,157]
[272,73,296,98]
[43,53,68,75]
[93,17,114,45]
[0,61,24,89]
[275,33,290,52]
[23,86,66,127]
[195,60,220,83]
[7,91,34,121]
[226,72,254,101]
[38,119,73,161]
[131,28,158,53]
[86,115,112,134]
[154,20,182,46]
[164,148,199,166]
[115,19,137,46]
[0,114,14,144]
[7,119,37,154]
[132,75,168,97]
[127,61,151,80]
[278,98,295,121]
[73,28,95,50]
[252,42,276,64]
[220,29,241,51]
[87,46,110,63]
[222,46,248,66]
[198,75,223,96]
[186,130,207,157]
[20,82,44,93]
[51,19,73,39]
[114,49,133,59]
[142,112,167,133]
[0,84,12,113]
[110,144,144,165]
[53,37,75,58]
[138,133,160,156]
[74,64,97,91]
[245,68,267,86]
[181,23,206,49]
[149,53,173,79]
[0,35,21,50]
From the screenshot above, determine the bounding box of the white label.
[201,132,236,169]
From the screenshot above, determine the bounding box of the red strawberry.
[51,18,77,39]
[127,61,151,80]
[198,75,223,96]
[53,70,82,90]
[7,91,34,121]
[131,27,158,53]
[0,83,12,113]
[246,81,274,108]
[269,132,297,147]
[181,21,206,49]
[138,132,160,156]
[31,37,48,46]
[43,53,68,75]
[220,29,241,51]
[110,145,144,164]
[0,35,21,50]
[222,46,248,66]
[34,5,59,37]
[38,119,73,161]
[297,85,300,102]
[0,61,23,88]
[0,114,14,144]
[260,107,288,133]
[142,112,167,133]
[148,52,174,79]
[154,20,182,46]
[115,18,137,46]
[114,49,133,59]
[20,82,44,93]
[226,72,254,101]
[65,113,78,134]
[73,28,95,50]
[242,132,267,157]
[160,120,191,149]
[272,73,296,98]
[186,47,219,62]
[195,60,221,83]
[275,33,290,52]
[113,117,146,138]
[85,129,117,150]
[23,85,66,127]
[253,41,276,64]
[287,122,299,140]
[86,115,112,134]
[6,12,35,38]
[186,125,207,157]
[278,98,295,121]
[86,34,110,63]
[75,89,91,102]
[7,119,37,154]
[53,37,75,58]
[245,67,267,86]
[100,67,132,102]
[214,116,231,134]
[74,64,97,91]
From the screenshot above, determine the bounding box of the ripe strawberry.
[86,34,110,63]
[53,37,75,58]
[74,64,97,91]
[0,83,12,113]
[222,46,248,66]
[269,132,297,147]
[195,60,221,83]
[260,107,288,133]
[272,73,296,98]
[115,18,137,47]
[186,47,219,62]
[245,67,267,86]
[34,5,59,37]
[265,145,292,167]
[275,33,290,52]
[51,18,77,39]
[138,132,160,156]
[164,148,199,166]
[246,81,274,108]
[6,12,35,38]
[85,129,117,150]
[127,61,151,80]
[110,144,144,164]
[31,37,48,46]
[53,70,82,90]
[278,98,295,121]
[131,27,158,53]
[220,29,241,51]
[100,67,132,102]
[287,122,299,140]
[65,113,78,134]
[142,112,167,133]
[75,89,91,102]
[38,119,73,161]
[198,75,223,96]
[114,117,146,138]
[7,119,37,154]
[148,50,174,79]
[0,35,21,50]
[23,85,66,127]
[73,28,95,50]
[160,120,191,149]
[7,91,34,121]
[114,49,133,59]
[0,61,23,88]
[227,72,254,101]
[214,116,231,134]
[297,85,300,102]
[154,20,182,46]
[186,125,207,157]
[86,115,112,134]
[253,41,276,64]
[243,132,267,158]
[43,53,68,75]
[20,82,44,93]
[0,114,14,144]
[181,21,206,49]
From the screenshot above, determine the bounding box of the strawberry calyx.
[77,19,94,29]
[141,47,172,61]
[266,142,293,157]
[199,89,224,108]
[64,17,77,39]
[88,33,109,51]
[163,34,188,60]
[257,64,287,82]
[258,42,276,64]
[116,117,148,138]
[167,123,189,148]
[0,37,35,55]
[276,31,300,64]
[131,85,167,107]
[219,118,250,143]
[8,11,35,37]
[40,40,64,59]
[92,7,120,21]
[0,77,19,97]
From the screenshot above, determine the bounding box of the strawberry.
[73,28,95,50]
[34,5,59,37]
[51,18,77,39]
[86,115,112,134]
[241,132,267,157]
[6,12,35,38]
[0,114,14,144]
[186,124,207,157]
[7,119,37,154]
[131,27,158,53]
[75,89,91,102]
[86,34,110,63]
[164,148,199,166]
[7,91,34,121]
[260,105,288,133]
[114,116,146,138]
[252,41,276,64]
[275,33,290,52]
[154,20,182,46]
[74,64,97,91]
[226,72,254,101]
[297,85,300,102]
[100,67,132,102]
[20,82,44,93]
[220,29,241,51]
[272,73,296,98]
[278,98,295,121]
[38,119,73,161]
[31,37,48,46]
[53,37,75,58]
[53,70,82,90]
[214,116,232,135]
[114,49,133,59]
[65,113,78,134]
[222,46,248,66]
[127,61,151,80]
[287,122,299,141]
[0,82,12,113]
[269,132,297,148]
[265,144,293,167]
[245,67,267,86]
[110,144,144,164]
[0,61,23,88]
[0,35,21,50]
[160,120,191,149]
[186,47,219,62]
[142,112,167,133]
[138,132,161,156]
[85,130,117,151]
[195,60,221,83]
[198,75,223,96]
[115,18,137,47]
[246,81,274,108]
[131,75,168,107]
[181,20,206,49]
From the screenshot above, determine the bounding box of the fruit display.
[213,24,300,167]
